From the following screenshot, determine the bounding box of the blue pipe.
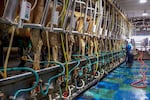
[0,67,39,100]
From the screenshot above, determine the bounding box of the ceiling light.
[142,12,148,16]
[142,13,148,16]
[139,0,147,3]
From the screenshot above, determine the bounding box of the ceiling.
[116,0,150,18]
[116,0,150,35]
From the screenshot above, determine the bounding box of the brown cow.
[41,1,63,64]
[75,17,86,56]
[5,0,45,70]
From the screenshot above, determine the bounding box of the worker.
[126,41,134,67]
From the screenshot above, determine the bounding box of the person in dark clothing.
[127,52,134,67]
[126,42,134,67]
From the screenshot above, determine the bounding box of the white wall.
[130,36,150,42]
[130,36,150,50]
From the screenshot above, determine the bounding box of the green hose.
[0,67,39,100]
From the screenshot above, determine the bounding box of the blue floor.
[76,61,150,100]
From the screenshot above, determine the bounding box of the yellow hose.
[60,34,69,91]
[60,0,69,91]
[59,0,69,91]
[59,0,66,18]
[3,26,15,78]
[0,71,4,77]
[3,16,19,78]
[94,38,99,72]
[60,0,69,27]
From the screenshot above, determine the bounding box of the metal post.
[70,0,77,33]
[83,0,89,33]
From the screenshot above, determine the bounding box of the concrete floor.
[77,61,150,100]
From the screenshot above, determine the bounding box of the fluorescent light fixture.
[139,0,147,3]
[142,12,148,16]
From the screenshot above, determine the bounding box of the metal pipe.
[40,0,51,26]
[75,0,86,5]
[93,2,98,26]
[69,0,76,33]
[3,0,19,22]
[62,0,72,29]
[83,0,88,33]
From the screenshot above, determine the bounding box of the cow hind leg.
[31,29,43,70]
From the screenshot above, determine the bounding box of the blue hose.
[0,67,39,100]
[101,52,105,65]
[62,58,81,81]
[72,55,92,71]
[77,59,100,76]
[39,61,65,96]
[69,58,80,76]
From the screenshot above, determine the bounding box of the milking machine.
[0,0,131,100]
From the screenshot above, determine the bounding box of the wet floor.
[76,61,150,100]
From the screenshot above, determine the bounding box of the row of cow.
[0,0,131,76]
